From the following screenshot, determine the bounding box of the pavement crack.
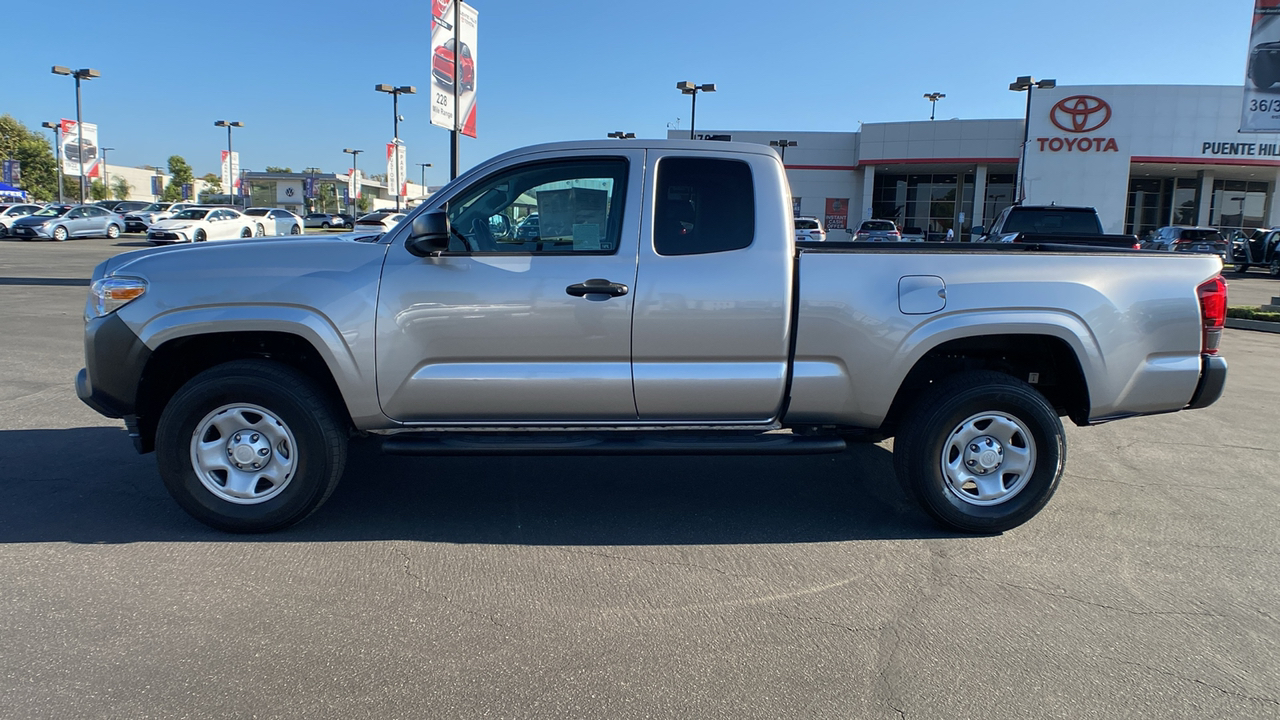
[951,574,1225,619]
[1102,657,1280,707]
[764,609,881,636]
[555,547,763,583]
[390,546,507,629]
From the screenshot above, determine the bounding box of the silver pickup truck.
[76,140,1228,534]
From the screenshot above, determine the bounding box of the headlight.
[170,224,192,230]
[89,277,147,318]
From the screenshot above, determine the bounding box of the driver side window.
[445,158,628,254]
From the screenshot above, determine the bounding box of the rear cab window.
[1003,208,1102,235]
[654,158,754,256]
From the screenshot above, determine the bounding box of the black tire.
[155,359,348,533]
[1271,258,1280,278]
[892,371,1065,534]
[290,224,301,235]
[194,229,207,243]
[256,224,265,237]
[240,226,253,238]
[321,222,330,229]
[106,224,121,239]
[0,223,8,237]
[52,225,68,242]
[1236,263,1251,273]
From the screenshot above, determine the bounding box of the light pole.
[375,84,415,210]
[1009,76,1055,203]
[607,131,636,139]
[214,120,243,206]
[924,92,946,121]
[417,162,432,196]
[51,66,99,204]
[768,139,797,163]
[41,121,64,203]
[344,148,363,215]
[676,81,716,140]
[99,147,114,200]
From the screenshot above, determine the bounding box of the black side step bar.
[381,432,847,457]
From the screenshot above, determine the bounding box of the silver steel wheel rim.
[940,411,1037,507]
[190,403,298,505]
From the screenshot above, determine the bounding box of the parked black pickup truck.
[975,205,1140,249]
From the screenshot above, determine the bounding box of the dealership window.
[1210,179,1269,234]
[873,172,1002,240]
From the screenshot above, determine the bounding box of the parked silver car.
[8,204,123,241]
[303,212,347,229]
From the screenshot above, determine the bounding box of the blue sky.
[2,0,1259,185]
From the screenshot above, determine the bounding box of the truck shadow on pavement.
[0,427,960,545]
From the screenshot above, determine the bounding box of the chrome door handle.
[566,278,629,298]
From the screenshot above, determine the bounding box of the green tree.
[200,172,221,193]
[0,114,59,201]
[111,176,132,201]
[265,165,293,173]
[89,179,109,201]
[357,195,371,213]
[162,155,194,201]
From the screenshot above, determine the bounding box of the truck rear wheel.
[155,359,347,532]
[893,371,1065,533]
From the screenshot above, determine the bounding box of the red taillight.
[1197,276,1227,355]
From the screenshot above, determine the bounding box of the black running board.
[380,432,847,457]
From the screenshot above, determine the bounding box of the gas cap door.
[899,275,947,315]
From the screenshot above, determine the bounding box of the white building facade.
[675,84,1280,240]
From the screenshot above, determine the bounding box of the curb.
[1226,317,1280,333]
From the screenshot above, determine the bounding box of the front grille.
[149,232,179,240]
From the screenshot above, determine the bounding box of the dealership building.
[674,85,1280,240]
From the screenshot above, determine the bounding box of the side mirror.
[405,209,451,257]
[972,226,985,236]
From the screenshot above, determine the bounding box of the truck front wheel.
[893,371,1065,534]
[155,359,348,532]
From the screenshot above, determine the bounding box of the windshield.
[359,213,391,222]
[34,207,69,217]
[1180,229,1225,242]
[1003,208,1103,235]
[171,209,209,220]
[244,209,268,216]
[796,219,819,230]
[862,220,896,231]
[139,203,168,212]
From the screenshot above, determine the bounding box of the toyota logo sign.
[1050,95,1112,133]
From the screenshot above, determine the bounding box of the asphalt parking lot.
[1,236,1277,720]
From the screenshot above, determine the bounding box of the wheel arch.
[132,309,377,451]
[881,330,1093,436]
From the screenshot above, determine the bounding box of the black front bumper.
[1187,354,1228,410]
[75,312,151,419]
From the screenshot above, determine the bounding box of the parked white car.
[147,207,256,244]
[243,207,303,236]
[354,211,407,232]
[794,215,826,242]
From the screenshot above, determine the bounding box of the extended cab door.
[375,149,643,423]
[631,151,794,421]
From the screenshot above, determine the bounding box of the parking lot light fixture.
[344,149,363,215]
[923,92,946,121]
[768,139,797,163]
[100,147,114,199]
[42,121,65,203]
[375,84,416,210]
[417,162,432,191]
[1010,76,1056,202]
[52,65,100,203]
[676,82,716,140]
[214,121,244,207]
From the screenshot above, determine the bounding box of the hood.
[149,217,200,229]
[110,233,374,276]
[13,215,59,225]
